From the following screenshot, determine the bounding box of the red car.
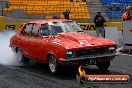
[10,19,117,74]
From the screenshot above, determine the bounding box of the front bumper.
[59,53,118,62]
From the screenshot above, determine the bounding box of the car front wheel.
[96,60,110,71]
[48,55,60,74]
[16,48,29,64]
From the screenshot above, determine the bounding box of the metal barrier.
[0,16,123,31]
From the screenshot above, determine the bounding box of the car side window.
[42,24,58,37]
[22,24,33,36]
[31,24,40,37]
[42,24,50,36]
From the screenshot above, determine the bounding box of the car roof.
[27,19,73,24]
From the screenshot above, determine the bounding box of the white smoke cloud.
[0,30,35,66]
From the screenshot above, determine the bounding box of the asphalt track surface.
[0,30,132,88]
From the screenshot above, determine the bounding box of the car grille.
[76,47,109,57]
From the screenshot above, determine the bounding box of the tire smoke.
[0,30,34,66]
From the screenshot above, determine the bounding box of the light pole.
[0,1,9,16]
[0,2,4,16]
[1,5,4,16]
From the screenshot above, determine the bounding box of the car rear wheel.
[48,55,60,74]
[16,48,29,64]
[96,60,110,71]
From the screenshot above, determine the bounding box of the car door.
[28,23,43,60]
[18,23,33,57]
[39,23,57,62]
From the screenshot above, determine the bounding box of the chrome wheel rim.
[49,55,57,73]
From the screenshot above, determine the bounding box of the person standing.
[94,11,106,38]
[122,6,132,21]
[52,14,60,19]
[63,10,70,20]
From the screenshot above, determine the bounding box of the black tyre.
[96,60,110,71]
[48,55,60,74]
[16,48,29,64]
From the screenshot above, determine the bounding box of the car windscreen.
[41,21,83,37]
[41,21,83,34]
[53,21,83,32]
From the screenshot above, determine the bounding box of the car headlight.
[66,50,73,58]
[108,46,116,53]
[109,47,115,50]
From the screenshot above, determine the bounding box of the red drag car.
[10,19,117,74]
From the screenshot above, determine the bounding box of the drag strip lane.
[0,55,131,88]
[0,64,81,88]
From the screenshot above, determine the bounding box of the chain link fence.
[100,0,132,21]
